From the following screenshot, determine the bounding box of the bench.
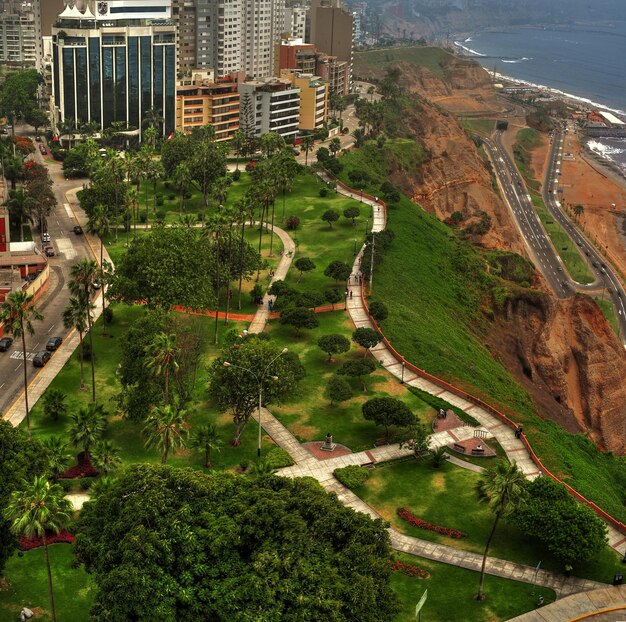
[472,447,485,455]
[453,443,466,453]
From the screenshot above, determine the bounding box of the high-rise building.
[283,6,307,40]
[196,0,285,79]
[171,0,197,76]
[310,0,353,90]
[281,69,327,131]
[51,0,176,138]
[0,1,37,67]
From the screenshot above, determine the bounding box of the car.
[92,281,102,290]
[44,246,55,257]
[39,144,47,155]
[46,336,63,351]
[42,232,50,243]
[35,135,41,141]
[73,225,83,234]
[557,266,563,272]
[33,351,51,367]
[0,337,14,352]
[592,261,599,268]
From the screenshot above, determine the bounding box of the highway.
[0,135,96,416]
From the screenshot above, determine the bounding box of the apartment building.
[238,77,300,138]
[171,0,197,75]
[281,70,327,131]
[0,4,37,66]
[283,5,307,40]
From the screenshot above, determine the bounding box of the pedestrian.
[344,289,349,297]
[349,290,353,299]
[268,299,273,312]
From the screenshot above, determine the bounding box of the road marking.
[56,237,77,259]
[47,324,56,333]
[64,203,73,218]
[10,351,36,361]
[0,383,4,389]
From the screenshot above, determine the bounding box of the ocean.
[454,21,626,175]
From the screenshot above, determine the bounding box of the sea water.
[455,21,626,175]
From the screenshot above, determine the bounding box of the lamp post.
[223,346,288,459]
[400,361,405,384]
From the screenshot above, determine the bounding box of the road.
[543,130,626,342]
[0,133,96,416]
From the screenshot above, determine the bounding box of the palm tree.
[62,296,92,391]
[143,404,187,464]
[190,424,222,468]
[302,134,315,166]
[7,188,36,242]
[58,117,76,148]
[475,461,528,600]
[247,458,276,478]
[172,161,191,216]
[351,128,365,148]
[90,440,122,475]
[42,436,72,482]
[42,388,67,423]
[69,260,99,401]
[235,194,254,310]
[4,476,72,622]
[69,403,106,461]
[231,129,247,169]
[145,332,179,405]
[213,176,229,208]
[142,107,164,146]
[329,137,341,158]
[0,290,43,434]
[573,204,584,222]
[179,213,197,228]
[146,159,165,213]
[86,205,111,334]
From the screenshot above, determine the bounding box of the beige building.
[281,70,327,131]
[171,0,197,76]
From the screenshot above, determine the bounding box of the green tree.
[0,290,43,433]
[86,204,111,333]
[337,358,376,391]
[302,134,315,165]
[190,424,222,468]
[295,256,316,282]
[75,465,400,621]
[231,129,247,169]
[317,333,351,362]
[515,477,606,567]
[329,137,342,158]
[4,475,72,622]
[324,288,343,309]
[69,403,107,460]
[190,138,227,215]
[41,436,72,482]
[362,397,415,442]
[328,376,352,405]
[62,296,92,391]
[91,440,122,475]
[321,208,340,228]
[352,128,365,148]
[431,446,449,468]
[279,307,320,335]
[344,205,361,226]
[143,404,187,465]
[475,461,528,600]
[142,107,164,146]
[145,332,179,405]
[172,161,191,216]
[369,301,388,322]
[352,327,382,357]
[161,132,189,176]
[573,204,584,222]
[260,132,285,158]
[42,389,67,423]
[324,260,351,283]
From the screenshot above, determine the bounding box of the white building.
[0,2,37,66]
[284,6,307,40]
[238,77,300,138]
[196,0,285,78]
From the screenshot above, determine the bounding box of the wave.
[501,57,530,63]
[464,37,473,43]
[453,41,486,57]
[491,70,626,118]
[587,140,625,157]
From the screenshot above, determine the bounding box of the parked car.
[39,144,47,155]
[42,232,50,243]
[73,225,83,234]
[35,135,41,141]
[46,336,62,351]
[92,281,101,290]
[33,351,51,367]
[44,246,55,257]
[0,337,13,352]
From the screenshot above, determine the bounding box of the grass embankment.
[354,46,454,80]
[595,298,620,336]
[337,146,626,523]
[513,128,594,284]
[357,460,621,582]
[461,118,495,135]
[391,551,555,622]
[0,544,95,621]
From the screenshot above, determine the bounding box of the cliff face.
[494,293,626,453]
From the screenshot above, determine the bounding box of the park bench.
[453,443,466,453]
[471,447,485,455]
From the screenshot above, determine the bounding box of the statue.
[320,432,336,452]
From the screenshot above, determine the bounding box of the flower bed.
[61,452,98,479]
[20,529,75,551]
[389,560,430,578]
[396,507,466,539]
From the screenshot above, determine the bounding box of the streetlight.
[223,346,288,459]
[400,361,405,384]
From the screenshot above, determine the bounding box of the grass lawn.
[355,46,454,80]
[0,544,94,622]
[461,118,496,135]
[391,551,555,622]
[595,298,620,336]
[268,312,434,451]
[356,459,622,583]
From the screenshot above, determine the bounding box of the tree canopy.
[317,334,351,362]
[324,260,351,283]
[362,397,415,441]
[76,465,399,622]
[352,327,382,356]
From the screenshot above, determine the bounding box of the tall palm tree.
[126,187,139,239]
[86,205,111,335]
[7,188,36,242]
[190,424,222,468]
[41,436,72,482]
[213,176,229,208]
[302,134,315,166]
[90,440,121,475]
[475,461,528,600]
[143,404,187,465]
[4,476,72,622]
[142,107,164,146]
[69,260,99,402]
[146,159,165,213]
[172,161,191,216]
[0,290,43,434]
[275,149,297,223]
[145,332,179,405]
[235,194,254,310]
[573,204,584,222]
[62,296,92,391]
[69,403,106,461]
[329,137,341,158]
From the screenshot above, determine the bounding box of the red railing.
[343,180,626,538]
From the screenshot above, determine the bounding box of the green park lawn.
[356,459,622,583]
[391,552,555,622]
[354,46,454,80]
[0,544,95,622]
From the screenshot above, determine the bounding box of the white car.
[42,232,51,243]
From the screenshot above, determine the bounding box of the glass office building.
[52,7,175,139]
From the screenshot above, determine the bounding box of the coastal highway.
[480,133,570,298]
[543,131,626,342]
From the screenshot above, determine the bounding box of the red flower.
[388,559,430,578]
[396,507,466,539]
[20,529,75,550]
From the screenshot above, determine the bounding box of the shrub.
[183,191,192,200]
[368,301,388,322]
[319,187,329,198]
[334,465,370,490]
[103,307,113,325]
[168,193,176,201]
[265,447,294,469]
[78,341,93,362]
[155,210,167,222]
[250,283,264,305]
[232,169,241,181]
[156,194,164,206]
[139,210,148,223]
[58,480,72,492]
[285,216,300,231]
[80,477,94,490]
